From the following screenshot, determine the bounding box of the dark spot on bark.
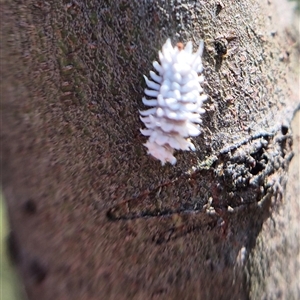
[29,259,47,283]
[22,199,37,214]
[281,125,288,135]
[152,230,172,245]
[167,273,174,284]
[106,208,117,220]
[250,161,265,175]
[270,30,277,37]
[7,231,21,264]
[211,159,218,168]
[215,1,224,16]
[152,288,167,297]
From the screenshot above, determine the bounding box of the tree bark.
[1,0,299,299]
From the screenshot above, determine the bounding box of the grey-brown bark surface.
[1,0,299,299]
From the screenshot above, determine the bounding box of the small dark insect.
[214,39,228,57]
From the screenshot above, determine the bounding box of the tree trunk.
[1,0,299,299]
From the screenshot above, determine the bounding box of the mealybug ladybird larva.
[140,38,207,165]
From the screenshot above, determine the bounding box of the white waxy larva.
[153,61,163,73]
[140,38,207,165]
[150,71,162,83]
[139,107,157,116]
[143,75,160,90]
[142,97,158,107]
[156,107,164,118]
[145,89,159,97]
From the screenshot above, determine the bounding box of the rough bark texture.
[1,0,299,299]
